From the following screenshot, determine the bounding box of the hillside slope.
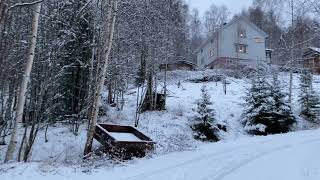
[1,70,320,180]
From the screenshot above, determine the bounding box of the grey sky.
[187,0,253,17]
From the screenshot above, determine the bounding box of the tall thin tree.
[83,0,119,155]
[5,1,42,162]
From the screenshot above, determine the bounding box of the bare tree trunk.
[120,91,124,110]
[223,78,227,95]
[83,0,118,156]
[164,56,168,103]
[147,72,154,111]
[135,86,140,127]
[288,0,294,102]
[153,74,157,110]
[108,82,113,104]
[4,2,41,163]
[289,47,294,102]
[0,1,7,35]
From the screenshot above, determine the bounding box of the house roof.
[303,47,320,58]
[309,47,320,53]
[197,16,269,53]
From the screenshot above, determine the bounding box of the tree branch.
[6,0,43,12]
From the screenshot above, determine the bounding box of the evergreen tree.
[298,70,320,124]
[269,73,296,133]
[242,75,273,135]
[243,74,296,135]
[191,85,219,141]
[54,0,93,119]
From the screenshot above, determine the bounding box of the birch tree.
[5,1,42,163]
[204,4,230,36]
[83,0,119,156]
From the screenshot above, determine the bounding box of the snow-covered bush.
[189,74,223,83]
[191,85,219,142]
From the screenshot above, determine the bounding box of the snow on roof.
[309,47,320,53]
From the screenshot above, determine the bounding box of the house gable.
[197,16,268,68]
[218,17,267,62]
[196,36,218,67]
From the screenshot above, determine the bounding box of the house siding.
[303,48,320,74]
[219,21,266,62]
[196,37,218,67]
[197,17,267,68]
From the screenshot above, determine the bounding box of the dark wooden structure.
[94,123,155,158]
[159,61,196,71]
[206,57,240,69]
[140,92,166,112]
[303,47,320,73]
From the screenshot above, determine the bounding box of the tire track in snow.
[205,138,320,180]
[122,140,273,180]
[122,137,320,180]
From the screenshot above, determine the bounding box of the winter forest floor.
[1,70,320,180]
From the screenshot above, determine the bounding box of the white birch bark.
[288,0,294,102]
[83,0,118,155]
[4,2,42,163]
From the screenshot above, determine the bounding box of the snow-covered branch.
[6,0,43,12]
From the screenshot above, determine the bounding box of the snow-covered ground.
[1,129,320,180]
[1,69,320,180]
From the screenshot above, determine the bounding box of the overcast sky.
[187,0,253,17]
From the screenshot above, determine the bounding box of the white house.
[197,16,269,69]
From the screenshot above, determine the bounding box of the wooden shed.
[159,61,196,71]
[94,123,155,158]
[303,47,320,73]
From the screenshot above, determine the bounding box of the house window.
[226,59,233,65]
[266,51,272,59]
[238,28,246,38]
[236,44,247,53]
[254,37,263,43]
[201,49,203,53]
[211,39,214,44]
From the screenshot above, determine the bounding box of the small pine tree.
[269,73,296,133]
[243,73,296,135]
[191,85,219,141]
[298,70,320,124]
[242,75,274,135]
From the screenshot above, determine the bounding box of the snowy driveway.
[111,131,320,180]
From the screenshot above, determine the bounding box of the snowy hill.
[1,70,320,180]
